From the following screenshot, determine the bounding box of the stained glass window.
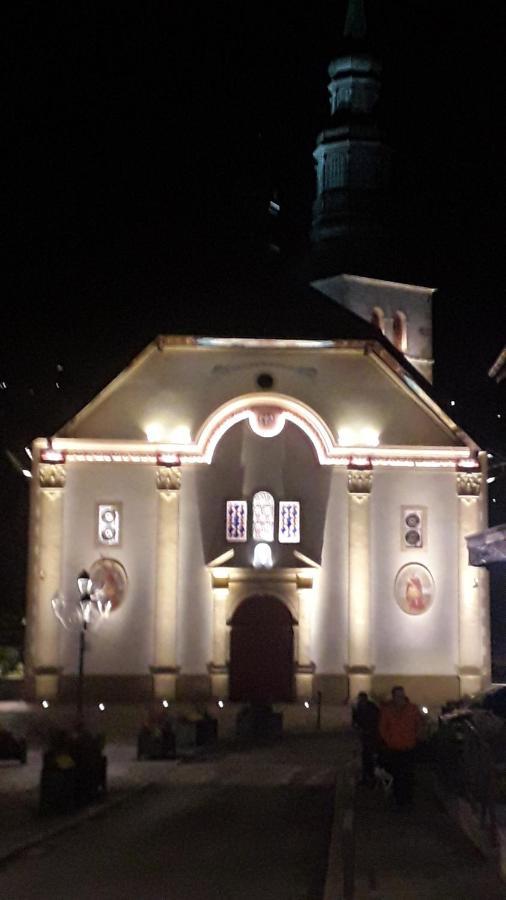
[226,500,247,542]
[252,491,275,542]
[278,501,300,543]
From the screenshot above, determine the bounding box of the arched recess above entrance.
[194,393,337,466]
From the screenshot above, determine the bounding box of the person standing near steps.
[379,685,423,807]
[352,691,380,786]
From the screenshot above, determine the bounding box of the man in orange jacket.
[379,685,423,806]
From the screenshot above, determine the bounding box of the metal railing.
[435,715,499,847]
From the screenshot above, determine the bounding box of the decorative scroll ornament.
[39,463,66,488]
[347,470,373,494]
[456,473,481,496]
[155,466,182,491]
[248,407,285,438]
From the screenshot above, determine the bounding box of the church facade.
[23,3,491,707]
[24,281,490,706]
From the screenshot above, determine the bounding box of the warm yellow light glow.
[145,422,164,442]
[337,427,355,447]
[360,427,380,447]
[168,425,192,444]
[338,426,380,447]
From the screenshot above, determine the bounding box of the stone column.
[208,573,230,698]
[457,471,487,697]
[29,463,66,699]
[150,467,181,699]
[295,573,315,699]
[347,468,373,699]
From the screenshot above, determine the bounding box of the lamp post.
[52,564,117,719]
[76,569,93,721]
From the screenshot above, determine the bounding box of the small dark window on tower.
[393,311,407,352]
[371,307,384,333]
[257,373,274,390]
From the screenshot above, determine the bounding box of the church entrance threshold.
[229,595,294,703]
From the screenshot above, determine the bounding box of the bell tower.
[310,1,434,384]
[311,0,390,248]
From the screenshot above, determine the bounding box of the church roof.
[166,269,432,394]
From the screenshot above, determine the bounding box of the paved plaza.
[0,702,504,898]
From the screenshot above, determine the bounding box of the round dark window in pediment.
[256,373,274,390]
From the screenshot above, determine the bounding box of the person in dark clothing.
[352,691,380,785]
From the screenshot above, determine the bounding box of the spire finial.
[343,0,367,40]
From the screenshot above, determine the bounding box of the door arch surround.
[229,594,295,702]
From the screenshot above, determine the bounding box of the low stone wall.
[0,679,25,701]
[372,675,460,706]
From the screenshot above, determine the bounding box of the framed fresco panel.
[394,563,434,616]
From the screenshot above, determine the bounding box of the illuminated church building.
[25,3,490,706]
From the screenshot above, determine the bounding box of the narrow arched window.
[393,311,407,352]
[371,307,385,333]
[252,491,275,542]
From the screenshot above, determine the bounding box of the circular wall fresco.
[90,558,128,613]
[394,563,434,616]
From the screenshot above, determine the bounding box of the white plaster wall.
[371,470,458,675]
[313,471,349,672]
[60,463,157,674]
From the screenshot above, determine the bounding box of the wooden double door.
[229,594,294,702]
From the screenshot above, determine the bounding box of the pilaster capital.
[347,470,373,494]
[456,472,481,497]
[39,464,66,489]
[156,466,181,491]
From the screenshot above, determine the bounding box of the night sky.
[2,2,505,664]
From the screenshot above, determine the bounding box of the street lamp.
[52,568,113,721]
[76,569,93,721]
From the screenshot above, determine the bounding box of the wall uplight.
[168,425,192,444]
[337,427,380,447]
[145,422,164,443]
[337,427,355,447]
[359,428,380,447]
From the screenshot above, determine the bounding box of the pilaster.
[457,470,487,697]
[151,466,181,699]
[295,573,315,699]
[30,462,66,699]
[347,467,373,698]
[209,574,230,698]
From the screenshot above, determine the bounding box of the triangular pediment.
[52,336,476,454]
